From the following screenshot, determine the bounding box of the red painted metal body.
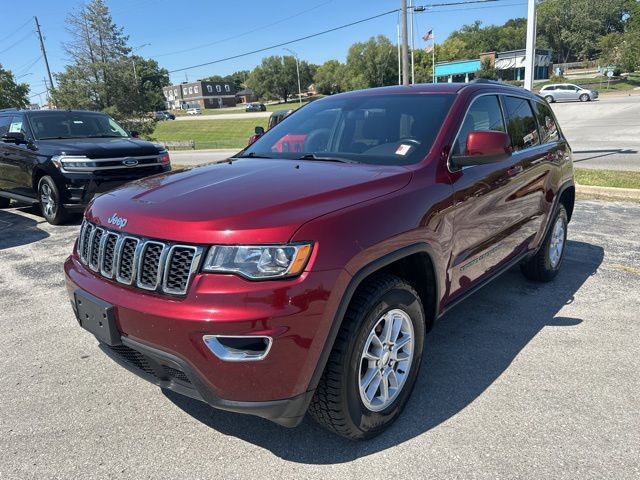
[64,83,574,412]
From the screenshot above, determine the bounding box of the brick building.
[163,81,237,110]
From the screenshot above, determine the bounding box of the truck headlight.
[202,243,312,279]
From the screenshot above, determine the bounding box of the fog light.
[203,335,272,361]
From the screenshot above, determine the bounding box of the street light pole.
[131,43,151,93]
[284,47,302,105]
[524,0,536,91]
[401,0,409,85]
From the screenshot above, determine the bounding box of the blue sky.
[1,0,527,104]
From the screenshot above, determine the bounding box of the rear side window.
[502,96,540,151]
[533,101,559,144]
[0,116,11,136]
[452,95,505,155]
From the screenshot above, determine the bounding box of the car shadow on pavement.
[572,148,637,162]
[164,239,604,464]
[0,209,50,250]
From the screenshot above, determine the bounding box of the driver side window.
[452,95,505,156]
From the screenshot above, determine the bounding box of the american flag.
[425,44,434,54]
[422,29,433,41]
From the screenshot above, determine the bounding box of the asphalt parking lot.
[1,199,639,479]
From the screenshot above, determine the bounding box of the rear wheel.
[308,274,425,440]
[521,204,568,282]
[579,93,590,102]
[38,176,68,225]
[544,95,554,103]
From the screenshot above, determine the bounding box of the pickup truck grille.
[77,220,203,296]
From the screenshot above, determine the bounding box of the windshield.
[241,93,454,165]
[29,111,129,140]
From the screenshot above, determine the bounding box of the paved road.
[1,200,639,479]
[551,95,640,171]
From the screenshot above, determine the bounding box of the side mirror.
[254,126,265,135]
[130,130,140,138]
[451,130,512,168]
[1,132,26,144]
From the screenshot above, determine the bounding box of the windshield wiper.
[85,134,124,138]
[298,153,356,163]
[235,152,273,159]
[38,136,75,140]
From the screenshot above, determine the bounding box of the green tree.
[476,57,498,80]
[314,60,346,94]
[247,56,313,102]
[345,35,397,89]
[52,0,167,134]
[0,64,30,109]
[537,0,632,63]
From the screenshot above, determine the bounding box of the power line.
[153,0,333,58]
[0,30,34,55]
[168,8,399,74]
[0,17,32,44]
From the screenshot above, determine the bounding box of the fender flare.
[307,242,439,391]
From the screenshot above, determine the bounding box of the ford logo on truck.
[122,158,139,167]
[107,213,128,229]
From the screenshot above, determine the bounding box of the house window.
[224,84,230,92]
[194,86,199,93]
[207,85,213,93]
[188,87,193,94]
[183,88,188,95]
[174,89,178,95]
[216,85,221,92]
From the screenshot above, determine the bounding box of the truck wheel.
[0,197,10,208]
[544,95,554,103]
[38,176,68,225]
[521,204,568,282]
[308,274,425,440]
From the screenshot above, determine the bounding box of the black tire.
[37,176,68,225]
[0,196,10,208]
[308,274,425,440]
[521,204,568,282]
[544,95,554,103]
[579,93,590,102]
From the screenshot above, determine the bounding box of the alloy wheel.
[40,183,56,218]
[549,215,566,268]
[358,308,414,412]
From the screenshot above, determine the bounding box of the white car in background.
[540,84,598,103]
[186,107,202,115]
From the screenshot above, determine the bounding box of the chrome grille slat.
[78,221,199,296]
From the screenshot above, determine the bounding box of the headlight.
[51,155,95,171]
[202,243,313,279]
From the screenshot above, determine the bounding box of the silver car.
[539,83,598,103]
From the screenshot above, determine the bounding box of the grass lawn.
[152,118,268,150]
[575,168,640,189]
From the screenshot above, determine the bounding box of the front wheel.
[38,176,68,225]
[308,274,425,440]
[544,95,554,103]
[579,93,590,102]
[521,204,568,282]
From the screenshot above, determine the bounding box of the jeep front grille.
[78,220,202,296]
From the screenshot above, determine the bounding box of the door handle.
[507,165,523,177]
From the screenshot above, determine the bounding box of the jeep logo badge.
[107,213,128,229]
[122,158,139,167]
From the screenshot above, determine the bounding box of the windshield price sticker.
[395,144,412,156]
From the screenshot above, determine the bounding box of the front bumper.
[64,254,345,426]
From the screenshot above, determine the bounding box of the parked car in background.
[66,81,575,439]
[186,107,202,115]
[155,111,175,121]
[539,84,598,103]
[246,102,266,112]
[0,108,171,224]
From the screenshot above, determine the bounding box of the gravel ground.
[0,200,639,480]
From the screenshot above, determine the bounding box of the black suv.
[0,109,171,224]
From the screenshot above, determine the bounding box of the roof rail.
[470,79,502,85]
[0,108,19,113]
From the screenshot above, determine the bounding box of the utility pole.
[409,0,415,84]
[524,0,536,91]
[34,17,55,95]
[397,23,401,85]
[401,0,409,86]
[283,48,302,105]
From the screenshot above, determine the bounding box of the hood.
[86,158,412,244]
[36,137,161,157]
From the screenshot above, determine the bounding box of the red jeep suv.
[65,81,574,440]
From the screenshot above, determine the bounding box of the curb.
[576,184,640,202]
